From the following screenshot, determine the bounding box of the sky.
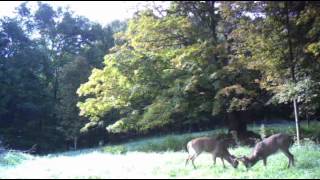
[0,1,171,26]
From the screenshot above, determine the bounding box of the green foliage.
[135,136,194,152]
[102,145,127,154]
[138,99,175,133]
[0,15,57,151]
[269,78,320,120]
[0,152,31,166]
[300,122,320,143]
[213,84,254,114]
[57,57,91,146]
[233,2,320,110]
[106,110,141,133]
[0,2,125,152]
[77,10,211,134]
[212,66,262,116]
[306,42,320,57]
[77,55,132,121]
[259,124,267,139]
[77,4,264,135]
[270,78,320,104]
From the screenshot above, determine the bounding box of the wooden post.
[293,98,300,145]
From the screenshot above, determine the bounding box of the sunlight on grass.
[1,124,320,178]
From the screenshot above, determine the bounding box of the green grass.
[1,122,320,178]
[150,143,320,179]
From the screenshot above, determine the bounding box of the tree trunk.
[207,1,217,41]
[73,137,78,150]
[306,113,310,128]
[226,111,261,146]
[226,111,247,136]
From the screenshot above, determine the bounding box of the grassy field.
[1,122,320,179]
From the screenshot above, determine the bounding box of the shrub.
[135,135,196,152]
[259,124,267,139]
[102,145,128,154]
[0,152,30,166]
[301,122,320,143]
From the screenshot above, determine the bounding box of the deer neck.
[247,155,259,167]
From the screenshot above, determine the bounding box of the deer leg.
[185,155,196,169]
[220,157,226,168]
[290,151,295,167]
[189,154,198,169]
[191,157,197,169]
[263,158,267,167]
[212,154,217,165]
[282,149,294,168]
[185,155,191,167]
[291,153,295,167]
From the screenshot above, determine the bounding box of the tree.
[0,16,54,150]
[77,2,264,139]
[0,2,125,152]
[77,8,214,134]
[57,57,91,150]
[229,1,320,144]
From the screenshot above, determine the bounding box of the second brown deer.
[185,137,239,169]
[238,133,294,169]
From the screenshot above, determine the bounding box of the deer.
[237,133,294,169]
[185,137,239,169]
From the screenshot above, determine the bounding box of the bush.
[135,136,195,152]
[257,125,295,138]
[301,122,320,143]
[0,152,30,166]
[102,145,128,154]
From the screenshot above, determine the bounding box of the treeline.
[0,2,126,152]
[1,1,320,153]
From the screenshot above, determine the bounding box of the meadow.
[1,122,320,179]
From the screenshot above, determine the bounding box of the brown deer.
[185,137,239,169]
[238,133,294,169]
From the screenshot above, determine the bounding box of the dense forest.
[1,1,320,153]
